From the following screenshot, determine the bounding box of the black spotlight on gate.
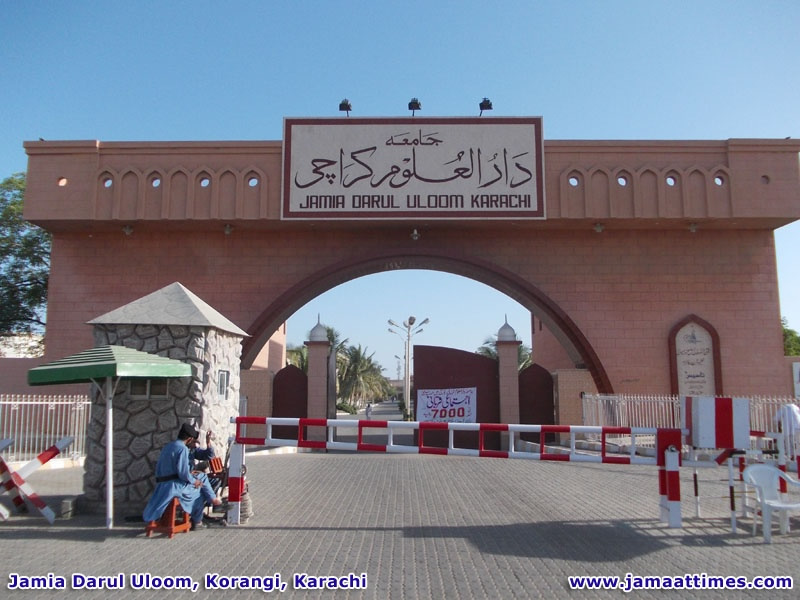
[408,97,421,116]
[339,99,352,116]
[479,97,493,116]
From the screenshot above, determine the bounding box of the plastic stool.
[145,497,190,538]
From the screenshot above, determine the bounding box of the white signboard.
[417,387,476,423]
[283,117,544,220]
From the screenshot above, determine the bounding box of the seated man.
[189,427,215,469]
[143,423,221,531]
[189,428,222,495]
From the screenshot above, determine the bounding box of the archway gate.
[20,126,800,404]
[225,415,685,529]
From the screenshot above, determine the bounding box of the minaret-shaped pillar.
[496,319,521,447]
[305,319,331,441]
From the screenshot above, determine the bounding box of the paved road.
[2,402,798,599]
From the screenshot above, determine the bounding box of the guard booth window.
[218,370,230,402]
[129,379,168,399]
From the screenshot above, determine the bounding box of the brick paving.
[2,404,798,599]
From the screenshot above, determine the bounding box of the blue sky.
[2,1,799,372]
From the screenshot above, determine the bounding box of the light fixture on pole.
[408,98,421,116]
[388,316,430,420]
[479,97,493,116]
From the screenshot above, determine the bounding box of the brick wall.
[36,226,789,397]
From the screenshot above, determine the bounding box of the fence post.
[656,428,682,528]
[227,439,245,525]
[664,447,682,528]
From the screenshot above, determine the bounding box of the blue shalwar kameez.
[142,439,216,525]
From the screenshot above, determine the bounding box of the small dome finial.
[309,316,328,342]
[497,317,516,342]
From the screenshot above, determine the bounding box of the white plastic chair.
[742,464,800,543]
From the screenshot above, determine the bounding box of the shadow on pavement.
[209,518,758,561]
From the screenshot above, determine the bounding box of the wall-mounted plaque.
[669,315,722,397]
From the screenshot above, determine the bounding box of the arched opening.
[242,248,613,393]
[285,269,534,374]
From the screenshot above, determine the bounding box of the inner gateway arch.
[22,117,800,414]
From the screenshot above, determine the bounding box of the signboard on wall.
[282,117,544,220]
[417,387,476,423]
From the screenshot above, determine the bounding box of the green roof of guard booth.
[27,344,192,386]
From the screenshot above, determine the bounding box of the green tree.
[783,317,800,356]
[285,343,308,371]
[337,344,392,408]
[285,322,392,407]
[476,335,533,371]
[1,173,51,336]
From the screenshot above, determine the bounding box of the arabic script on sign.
[417,387,477,423]
[283,118,544,220]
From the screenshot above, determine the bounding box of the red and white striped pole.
[0,460,56,523]
[0,437,74,524]
[664,447,682,528]
[656,429,682,528]
[227,441,245,525]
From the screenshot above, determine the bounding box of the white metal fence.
[0,394,91,463]
[582,393,799,447]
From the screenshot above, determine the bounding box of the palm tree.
[338,344,393,408]
[324,325,349,356]
[286,344,308,372]
[285,324,392,408]
[476,336,533,371]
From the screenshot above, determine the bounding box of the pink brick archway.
[241,248,613,393]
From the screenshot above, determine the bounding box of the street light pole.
[388,316,429,420]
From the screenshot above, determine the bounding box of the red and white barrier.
[233,417,662,464]
[682,396,750,450]
[226,417,684,527]
[0,436,74,524]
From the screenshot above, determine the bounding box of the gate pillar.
[305,320,331,442]
[497,320,521,449]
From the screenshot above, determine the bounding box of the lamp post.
[388,316,429,420]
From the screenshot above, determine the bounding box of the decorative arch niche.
[669,314,722,396]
